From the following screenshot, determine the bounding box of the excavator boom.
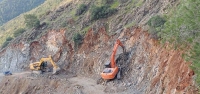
[110,39,125,68]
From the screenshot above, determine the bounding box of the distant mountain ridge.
[0,0,45,25]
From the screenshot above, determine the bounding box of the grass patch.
[136,0,144,7]
[94,0,103,6]
[69,9,79,21]
[1,41,9,48]
[124,0,137,12]
[80,26,90,35]
[125,21,135,28]
[70,9,76,16]
[110,0,119,9]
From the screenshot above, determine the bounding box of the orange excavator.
[101,39,125,80]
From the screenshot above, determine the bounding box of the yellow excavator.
[29,55,61,74]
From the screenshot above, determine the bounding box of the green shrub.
[90,5,117,21]
[6,37,13,41]
[76,4,88,16]
[147,16,166,39]
[24,14,40,28]
[1,41,9,48]
[2,36,13,48]
[148,15,166,28]
[13,28,26,37]
[73,33,83,47]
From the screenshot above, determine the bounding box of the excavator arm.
[110,39,125,68]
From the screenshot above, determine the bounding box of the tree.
[24,14,40,28]
[90,5,117,21]
[6,37,13,41]
[147,15,166,28]
[147,15,166,39]
[73,33,83,45]
[73,33,83,50]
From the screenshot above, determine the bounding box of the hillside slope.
[0,0,198,94]
[0,0,71,47]
[0,0,45,25]
[0,28,197,94]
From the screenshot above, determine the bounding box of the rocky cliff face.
[121,28,196,93]
[0,42,30,72]
[74,27,197,93]
[0,29,73,73]
[0,27,197,94]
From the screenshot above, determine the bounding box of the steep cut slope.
[0,27,197,94]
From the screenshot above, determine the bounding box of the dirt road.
[0,71,110,94]
[68,77,106,94]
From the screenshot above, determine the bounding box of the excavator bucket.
[52,67,61,74]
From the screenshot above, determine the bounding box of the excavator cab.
[104,61,111,68]
[101,39,125,80]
